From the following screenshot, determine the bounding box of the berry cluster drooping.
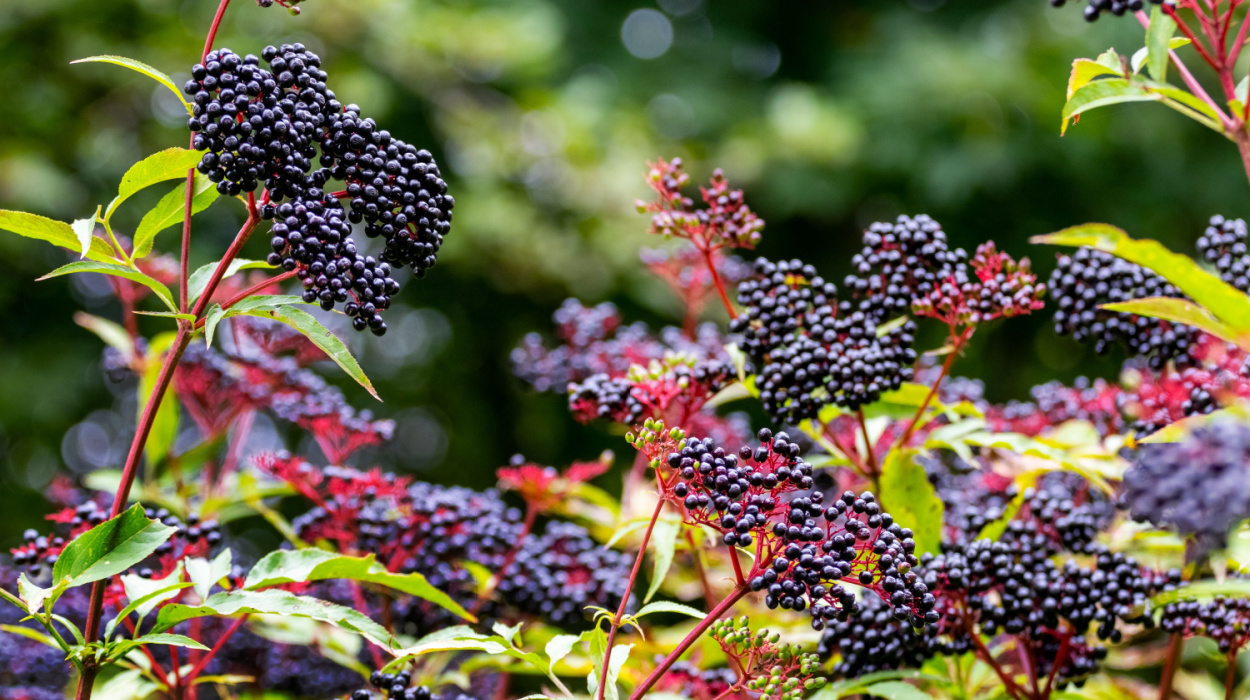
[662,429,933,627]
[1048,0,1165,22]
[1121,419,1250,548]
[1196,215,1250,292]
[817,592,944,677]
[1048,247,1196,369]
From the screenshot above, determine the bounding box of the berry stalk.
[627,583,749,700]
[597,495,667,700]
[1158,633,1182,700]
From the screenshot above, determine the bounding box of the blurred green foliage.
[1,0,1246,539]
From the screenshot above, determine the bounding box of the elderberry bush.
[1121,418,1250,548]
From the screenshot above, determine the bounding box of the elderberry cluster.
[1160,595,1250,654]
[730,258,917,421]
[496,521,633,628]
[1049,0,1165,22]
[318,106,454,277]
[817,593,945,677]
[667,430,931,627]
[346,671,459,700]
[1121,419,1250,548]
[842,215,966,320]
[1196,215,1250,292]
[1049,247,1196,369]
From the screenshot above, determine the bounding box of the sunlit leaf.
[39,261,177,312]
[71,55,192,115]
[53,504,176,588]
[879,449,943,556]
[105,148,205,221]
[645,519,680,604]
[134,172,220,258]
[0,210,119,263]
[1145,6,1177,82]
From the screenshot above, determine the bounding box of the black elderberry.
[1196,215,1250,292]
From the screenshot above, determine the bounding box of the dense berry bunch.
[1196,215,1250,292]
[1121,419,1250,547]
[923,453,1016,542]
[567,356,735,427]
[731,257,917,421]
[1048,0,1165,21]
[842,215,966,321]
[911,242,1045,328]
[1048,247,1196,369]
[1160,596,1250,654]
[319,106,454,277]
[920,540,1178,689]
[512,299,727,393]
[664,430,931,626]
[987,375,1124,437]
[707,617,828,700]
[639,158,765,250]
[1118,341,1250,434]
[496,521,633,628]
[340,670,474,700]
[817,592,944,677]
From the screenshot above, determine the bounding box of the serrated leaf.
[134,172,220,258]
[154,589,396,650]
[879,449,943,556]
[545,634,580,676]
[645,519,679,603]
[120,561,188,623]
[108,632,209,662]
[105,148,205,221]
[186,258,276,305]
[71,55,192,115]
[1032,224,1250,334]
[243,549,471,621]
[0,210,119,263]
[186,549,232,600]
[39,261,177,312]
[241,305,379,400]
[1102,297,1240,344]
[632,600,707,620]
[1145,6,1177,81]
[53,504,176,588]
[202,295,305,348]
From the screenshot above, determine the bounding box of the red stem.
[1158,633,1182,700]
[1226,649,1238,700]
[897,332,966,449]
[684,529,717,609]
[597,496,667,700]
[728,544,745,586]
[856,408,878,480]
[1042,631,1072,699]
[701,247,737,320]
[182,615,248,686]
[628,584,749,700]
[201,0,232,63]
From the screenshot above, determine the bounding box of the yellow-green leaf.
[879,449,943,556]
[105,148,204,221]
[242,305,379,400]
[39,261,177,312]
[134,172,220,258]
[71,55,192,115]
[0,210,119,263]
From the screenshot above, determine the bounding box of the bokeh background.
[0,0,1244,540]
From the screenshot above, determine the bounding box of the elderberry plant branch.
[684,528,717,609]
[194,269,299,329]
[1158,632,1182,700]
[596,495,668,700]
[1224,649,1238,700]
[1134,11,1233,129]
[627,584,750,700]
[701,246,737,320]
[181,614,248,699]
[1041,629,1072,700]
[896,327,970,449]
[201,0,232,64]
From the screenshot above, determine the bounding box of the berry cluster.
[496,521,633,627]
[639,158,765,250]
[663,429,932,627]
[1160,595,1250,654]
[730,257,918,421]
[1118,340,1250,434]
[568,355,735,427]
[345,671,460,700]
[1048,247,1196,369]
[919,540,1179,689]
[1048,0,1165,22]
[910,242,1045,328]
[817,592,944,677]
[707,616,828,700]
[986,375,1125,437]
[1121,418,1250,548]
[1196,215,1250,292]
[842,215,966,321]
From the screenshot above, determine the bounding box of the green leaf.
[1102,297,1240,344]
[389,625,508,659]
[645,519,680,604]
[242,549,472,621]
[95,669,161,700]
[814,671,947,700]
[108,632,210,661]
[154,589,396,650]
[632,600,706,620]
[1032,224,1250,334]
[120,562,188,623]
[1062,78,1223,135]
[186,258,276,305]
[0,624,61,650]
[133,172,220,258]
[39,261,177,312]
[18,572,61,612]
[241,304,379,400]
[604,644,633,700]
[53,504,176,588]
[139,332,180,467]
[879,449,943,557]
[545,633,580,676]
[186,549,233,600]
[202,294,305,348]
[863,681,931,700]
[1151,579,1250,606]
[1145,6,1177,82]
[105,148,205,221]
[71,55,192,115]
[0,210,119,263]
